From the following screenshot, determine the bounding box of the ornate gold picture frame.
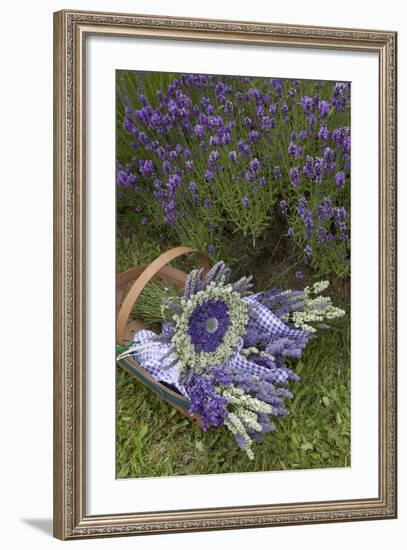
[53,9,397,540]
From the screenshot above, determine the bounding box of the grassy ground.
[116,314,350,478]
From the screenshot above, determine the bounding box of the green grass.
[116,319,350,478]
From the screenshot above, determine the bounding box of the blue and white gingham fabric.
[226,351,289,385]
[128,295,305,395]
[128,330,189,397]
[243,295,303,338]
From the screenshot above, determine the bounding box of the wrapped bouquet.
[117,259,345,459]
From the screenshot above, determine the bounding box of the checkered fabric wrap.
[226,352,290,385]
[243,295,304,338]
[128,294,306,396]
[128,330,189,397]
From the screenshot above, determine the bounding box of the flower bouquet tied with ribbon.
[117,248,345,459]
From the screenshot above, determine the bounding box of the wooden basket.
[116,247,210,427]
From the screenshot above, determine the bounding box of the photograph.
[115,70,351,478]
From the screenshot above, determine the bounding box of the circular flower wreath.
[120,261,345,459]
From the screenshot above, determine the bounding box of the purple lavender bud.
[238,139,250,157]
[335,171,346,188]
[317,196,333,222]
[209,135,219,146]
[299,96,313,113]
[249,157,260,172]
[279,200,287,214]
[204,198,212,209]
[224,100,234,115]
[317,226,327,243]
[323,147,336,170]
[229,150,237,163]
[194,124,204,138]
[208,244,216,255]
[318,99,330,117]
[288,141,297,157]
[139,159,154,177]
[188,181,197,192]
[209,150,219,164]
[295,271,303,279]
[259,176,267,186]
[318,125,329,141]
[245,171,254,182]
[274,166,282,180]
[303,155,314,179]
[248,130,260,144]
[242,196,249,206]
[205,169,214,183]
[289,167,301,187]
[287,227,294,237]
[186,160,194,170]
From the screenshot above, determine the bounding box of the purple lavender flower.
[335,171,346,188]
[248,130,260,144]
[295,271,303,279]
[274,166,282,180]
[249,157,260,172]
[205,169,214,183]
[245,171,254,183]
[194,124,204,138]
[188,181,197,192]
[299,96,314,113]
[317,226,327,243]
[188,300,229,353]
[318,125,329,140]
[297,197,313,238]
[209,150,219,164]
[187,375,228,430]
[238,139,250,157]
[318,99,330,118]
[289,167,301,187]
[323,147,336,170]
[139,159,154,177]
[204,198,212,209]
[261,116,276,131]
[317,196,333,222]
[208,244,216,255]
[301,153,311,176]
[229,150,237,163]
[116,167,136,188]
[288,141,297,157]
[209,135,219,147]
[242,196,249,206]
[279,200,288,214]
[331,82,349,112]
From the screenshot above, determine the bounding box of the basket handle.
[117,246,209,344]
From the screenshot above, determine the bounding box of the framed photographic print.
[53,9,397,540]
